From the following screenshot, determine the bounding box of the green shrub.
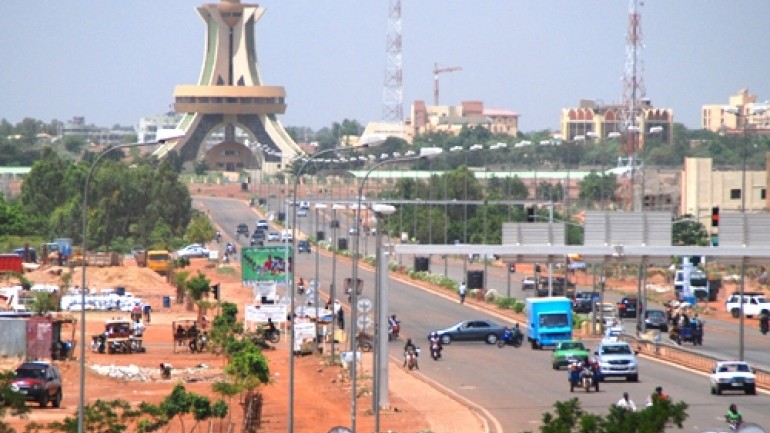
[495,297,517,309]
[513,301,525,313]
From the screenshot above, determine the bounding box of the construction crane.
[434,63,462,106]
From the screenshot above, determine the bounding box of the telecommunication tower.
[620,0,646,157]
[382,0,403,122]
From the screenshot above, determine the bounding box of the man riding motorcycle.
[403,338,419,369]
[388,314,401,340]
[760,311,769,335]
[429,332,443,360]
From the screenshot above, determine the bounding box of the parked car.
[429,319,507,345]
[10,362,63,407]
[176,244,210,258]
[709,361,756,395]
[617,297,640,318]
[297,240,311,253]
[572,291,600,313]
[643,308,669,332]
[551,340,590,369]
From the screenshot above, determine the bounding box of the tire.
[268,332,280,344]
[512,335,523,348]
[440,334,452,345]
[627,374,638,382]
[552,363,559,370]
[731,308,740,318]
[486,334,498,344]
[711,385,716,395]
[746,386,756,395]
[497,339,505,348]
[39,392,49,408]
[716,386,722,395]
[52,390,62,408]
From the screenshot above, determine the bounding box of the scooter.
[430,340,442,360]
[497,328,524,348]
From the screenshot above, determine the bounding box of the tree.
[578,171,618,206]
[672,216,709,246]
[186,214,216,246]
[525,397,688,433]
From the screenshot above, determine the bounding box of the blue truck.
[526,297,573,350]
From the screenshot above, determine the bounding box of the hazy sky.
[1,1,768,133]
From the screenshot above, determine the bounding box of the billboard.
[242,245,293,285]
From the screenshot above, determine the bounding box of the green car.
[551,340,589,370]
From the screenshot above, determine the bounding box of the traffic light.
[211,283,220,300]
[526,206,536,223]
[711,206,719,227]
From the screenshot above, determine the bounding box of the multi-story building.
[701,89,770,135]
[407,100,519,142]
[136,113,184,143]
[559,99,673,145]
[62,117,135,145]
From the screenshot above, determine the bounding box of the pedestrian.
[337,307,345,330]
[646,386,669,407]
[458,281,467,304]
[616,392,637,411]
[143,303,152,324]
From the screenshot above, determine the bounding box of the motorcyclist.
[502,326,513,343]
[760,310,769,335]
[389,314,400,337]
[725,404,743,430]
[568,362,581,391]
[429,332,443,359]
[403,338,419,369]
[297,277,305,295]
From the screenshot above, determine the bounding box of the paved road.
[198,196,770,433]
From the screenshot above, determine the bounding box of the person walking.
[646,386,669,407]
[458,281,467,304]
[616,392,637,411]
[337,307,345,330]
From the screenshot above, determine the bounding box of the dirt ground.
[1,258,430,433]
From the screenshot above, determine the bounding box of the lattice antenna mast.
[382,0,403,122]
[620,0,646,156]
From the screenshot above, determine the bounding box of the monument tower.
[157,0,302,172]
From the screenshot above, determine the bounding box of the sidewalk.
[388,357,488,433]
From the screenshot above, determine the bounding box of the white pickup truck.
[725,291,770,318]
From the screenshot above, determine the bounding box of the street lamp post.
[724,104,767,361]
[289,141,383,432]
[349,147,443,433]
[313,203,327,354]
[371,203,396,433]
[78,135,181,433]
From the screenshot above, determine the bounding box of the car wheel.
[627,374,638,382]
[486,334,498,344]
[440,335,452,345]
[52,390,62,408]
[731,309,740,318]
[552,362,559,370]
[746,386,756,395]
[39,392,49,408]
[710,385,716,395]
[715,386,722,395]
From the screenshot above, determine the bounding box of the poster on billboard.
[241,245,293,285]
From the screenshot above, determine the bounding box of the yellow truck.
[146,250,171,275]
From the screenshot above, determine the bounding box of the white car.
[297,208,308,217]
[281,230,293,242]
[725,291,770,318]
[267,231,280,242]
[256,219,269,230]
[593,341,638,382]
[176,244,210,258]
[709,361,756,395]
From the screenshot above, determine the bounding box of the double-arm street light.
[288,138,385,432]
[724,103,768,361]
[349,147,443,433]
[79,133,183,433]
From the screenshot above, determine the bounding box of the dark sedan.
[430,320,507,345]
[643,308,669,332]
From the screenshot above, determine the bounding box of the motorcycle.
[265,328,281,343]
[497,328,524,348]
[580,367,594,392]
[430,340,442,360]
[388,321,401,341]
[190,333,208,353]
[404,347,420,370]
[91,334,106,353]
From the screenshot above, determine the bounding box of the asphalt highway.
[197,196,770,433]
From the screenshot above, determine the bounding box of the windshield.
[690,276,708,286]
[560,342,585,350]
[539,313,568,327]
[16,368,45,379]
[600,344,632,355]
